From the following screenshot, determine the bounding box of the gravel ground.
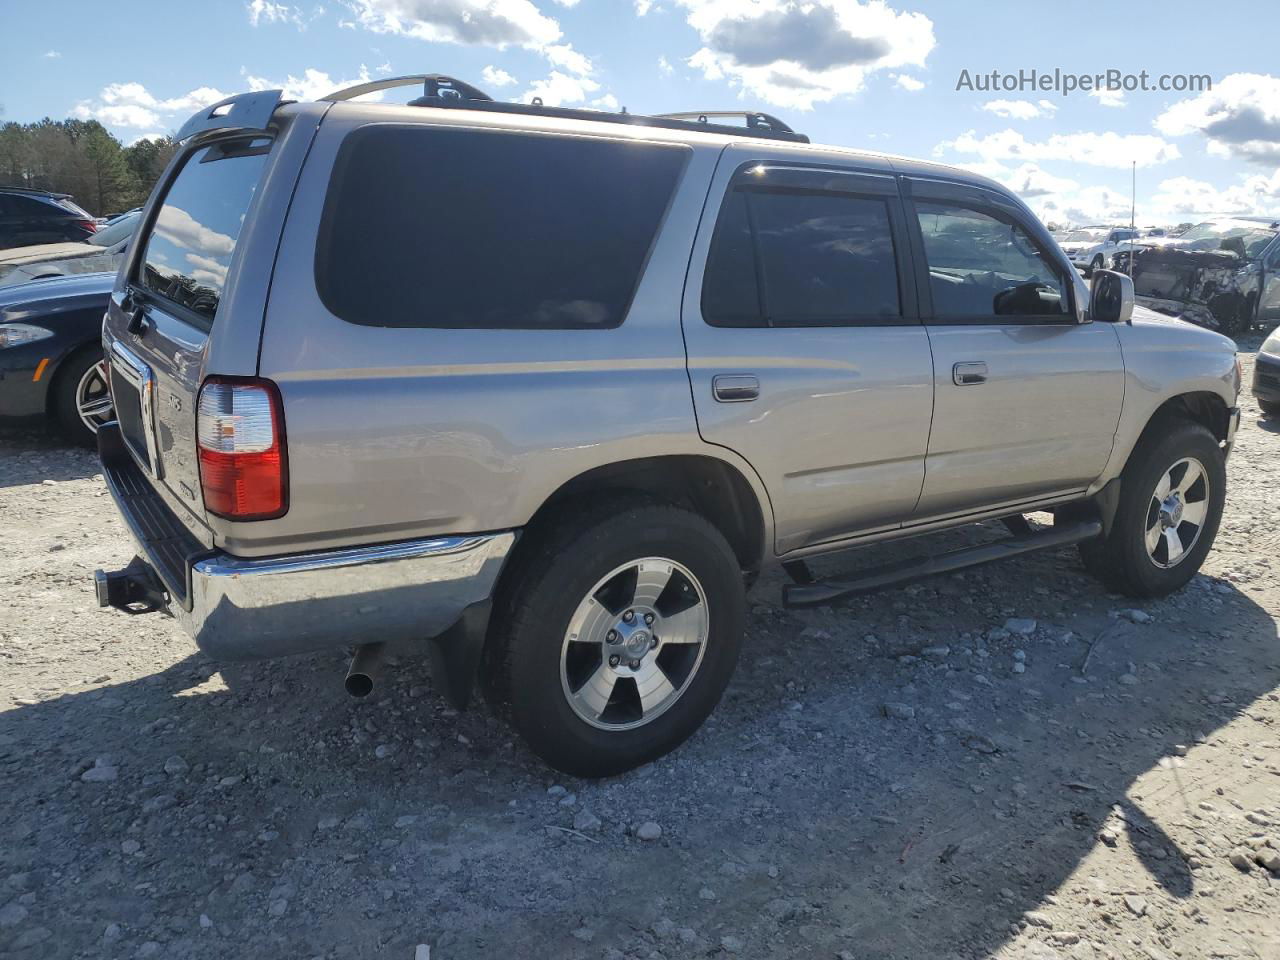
[1,346,1278,960]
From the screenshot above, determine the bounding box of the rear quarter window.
[315,125,689,329]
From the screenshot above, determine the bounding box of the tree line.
[0,118,179,217]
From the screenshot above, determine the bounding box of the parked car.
[1054,227,1106,267]
[1254,325,1280,417]
[0,272,113,444]
[1066,226,1143,274]
[1112,217,1280,335]
[93,77,1240,777]
[0,187,98,249]
[0,211,141,288]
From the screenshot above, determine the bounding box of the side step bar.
[783,518,1103,609]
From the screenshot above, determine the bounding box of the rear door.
[904,179,1124,519]
[103,137,273,525]
[681,150,934,555]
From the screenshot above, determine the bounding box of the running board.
[782,518,1103,609]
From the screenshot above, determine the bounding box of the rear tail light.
[196,377,287,520]
[75,219,98,234]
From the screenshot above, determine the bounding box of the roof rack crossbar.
[322,74,493,104]
[320,74,809,144]
[653,110,798,135]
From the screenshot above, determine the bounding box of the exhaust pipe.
[345,642,385,698]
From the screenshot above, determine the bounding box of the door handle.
[713,374,759,402]
[952,361,988,386]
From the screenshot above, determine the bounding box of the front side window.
[316,126,688,329]
[138,140,269,326]
[915,201,1069,320]
[702,188,901,326]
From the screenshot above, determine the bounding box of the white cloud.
[43,50,61,59]
[677,0,936,110]
[247,0,303,26]
[1148,168,1280,219]
[552,0,580,5]
[481,65,517,88]
[1155,73,1280,165]
[937,127,1179,169]
[1089,87,1125,108]
[244,65,383,102]
[543,42,593,76]
[635,0,655,13]
[657,55,674,76]
[344,0,561,48]
[71,83,230,130]
[592,93,620,111]
[893,73,923,92]
[980,98,1056,120]
[520,70,600,107]
[155,206,236,257]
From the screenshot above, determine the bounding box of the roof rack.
[320,74,809,143]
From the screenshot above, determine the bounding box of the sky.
[2,0,1279,228]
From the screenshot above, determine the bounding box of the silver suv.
[93,76,1241,777]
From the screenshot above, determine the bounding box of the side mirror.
[1090,269,1134,324]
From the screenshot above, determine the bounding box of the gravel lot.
[1,346,1278,960]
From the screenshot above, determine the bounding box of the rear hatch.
[102,136,275,540]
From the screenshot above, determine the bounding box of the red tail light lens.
[75,219,99,234]
[196,377,287,520]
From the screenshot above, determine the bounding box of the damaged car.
[1113,217,1280,335]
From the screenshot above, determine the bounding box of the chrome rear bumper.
[95,422,515,663]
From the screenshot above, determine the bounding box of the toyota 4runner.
[93,76,1242,777]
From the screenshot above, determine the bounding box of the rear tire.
[1089,255,1104,275]
[1079,419,1225,597]
[484,497,745,777]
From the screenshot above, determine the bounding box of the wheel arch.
[43,339,103,419]
[521,454,769,576]
[1140,390,1232,447]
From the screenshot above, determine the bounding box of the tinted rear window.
[316,125,689,329]
[702,188,901,326]
[138,140,269,326]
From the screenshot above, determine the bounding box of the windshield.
[1176,221,1276,257]
[1060,230,1101,242]
[88,212,140,247]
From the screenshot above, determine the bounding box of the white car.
[1067,226,1142,274]
[0,211,140,288]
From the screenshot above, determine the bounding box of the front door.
[681,151,935,555]
[905,181,1125,519]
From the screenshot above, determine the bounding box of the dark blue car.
[0,272,113,444]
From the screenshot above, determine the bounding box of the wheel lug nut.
[650,636,659,649]
[608,655,620,668]
[643,612,654,625]
[629,659,641,670]
[606,629,618,642]
[622,610,634,623]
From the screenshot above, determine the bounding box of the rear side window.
[702,188,901,326]
[137,140,269,326]
[316,126,689,329]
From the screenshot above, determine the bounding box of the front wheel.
[1080,420,1226,597]
[484,499,745,777]
[53,347,113,447]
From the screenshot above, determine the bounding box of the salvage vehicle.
[92,77,1241,777]
[1254,325,1280,417]
[1112,218,1280,336]
[0,211,140,288]
[0,272,113,443]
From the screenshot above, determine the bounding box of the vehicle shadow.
[0,425,99,487]
[1,532,1275,959]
